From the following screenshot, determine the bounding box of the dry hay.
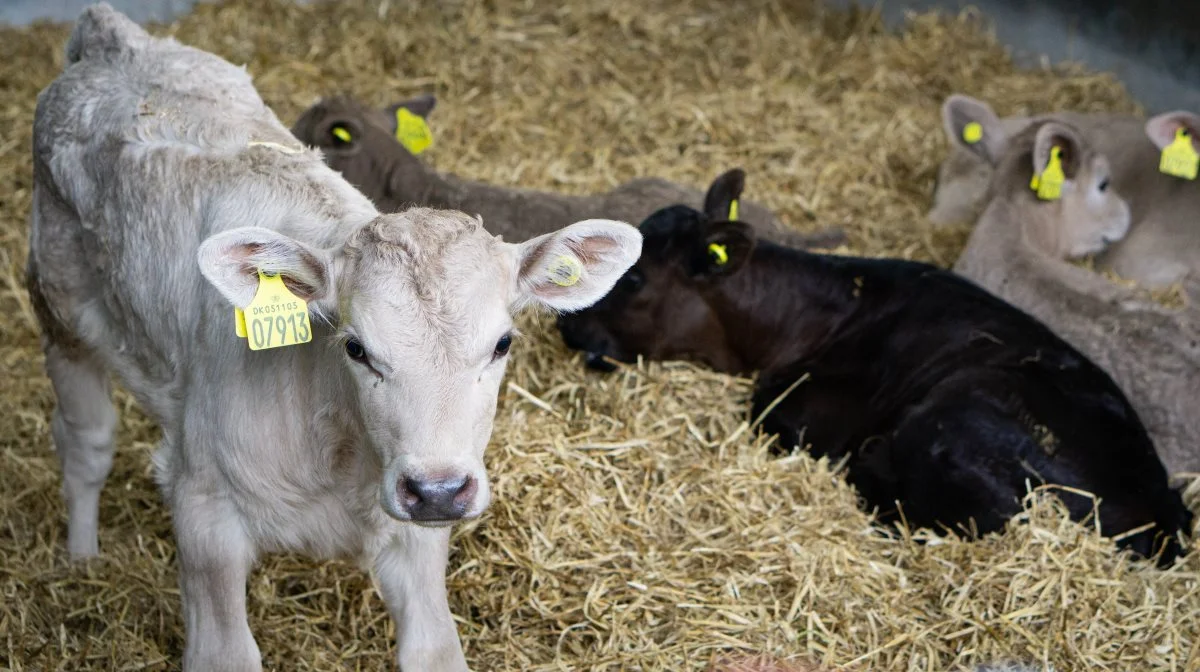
[1,0,1198,670]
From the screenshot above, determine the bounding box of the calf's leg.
[374,526,468,672]
[44,342,118,558]
[172,489,262,672]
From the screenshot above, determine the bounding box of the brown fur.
[290,95,845,248]
[954,119,1200,475]
[933,94,1200,294]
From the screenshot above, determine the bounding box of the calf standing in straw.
[28,4,640,670]
[290,95,846,249]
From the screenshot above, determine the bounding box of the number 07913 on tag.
[240,271,313,351]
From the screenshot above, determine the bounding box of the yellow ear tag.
[1030,146,1064,201]
[728,199,739,221]
[1159,127,1198,180]
[395,107,433,155]
[242,270,312,351]
[962,122,983,144]
[234,307,247,338]
[331,126,352,143]
[708,242,729,266]
[548,255,582,287]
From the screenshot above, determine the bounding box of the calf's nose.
[400,474,476,521]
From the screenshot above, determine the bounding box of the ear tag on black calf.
[728,199,739,221]
[238,270,312,351]
[1160,127,1198,180]
[395,108,434,155]
[708,242,729,266]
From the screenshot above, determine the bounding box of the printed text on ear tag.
[548,255,583,287]
[728,199,739,221]
[1160,127,1198,180]
[708,242,729,266]
[1030,146,1064,201]
[395,108,433,155]
[963,122,983,144]
[234,307,247,338]
[243,270,312,351]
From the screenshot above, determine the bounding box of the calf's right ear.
[942,94,1008,165]
[1032,121,1085,183]
[197,227,334,309]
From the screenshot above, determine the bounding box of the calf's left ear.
[694,221,755,277]
[1145,111,1200,150]
[512,219,643,312]
[703,168,746,222]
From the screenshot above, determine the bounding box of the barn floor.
[1,1,1197,670]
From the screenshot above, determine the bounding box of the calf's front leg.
[173,490,262,672]
[374,526,468,672]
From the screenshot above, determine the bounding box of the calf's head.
[991,120,1131,258]
[291,94,437,204]
[930,94,1032,227]
[199,209,641,525]
[945,96,1131,259]
[557,169,756,374]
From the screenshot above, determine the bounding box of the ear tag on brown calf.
[395,107,434,155]
[239,270,312,351]
[1159,127,1198,180]
[728,199,739,221]
[548,255,583,287]
[331,126,352,143]
[708,242,729,266]
[1030,145,1064,201]
[962,122,983,144]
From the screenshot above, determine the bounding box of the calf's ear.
[512,219,643,312]
[942,94,1009,165]
[1145,111,1200,150]
[197,227,334,308]
[385,94,437,123]
[1033,121,1084,182]
[694,221,755,277]
[703,168,746,222]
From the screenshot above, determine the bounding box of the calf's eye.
[345,338,367,362]
[494,333,513,358]
[1098,178,1110,192]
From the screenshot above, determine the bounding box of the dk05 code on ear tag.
[242,271,312,351]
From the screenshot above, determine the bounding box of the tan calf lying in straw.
[30,5,640,670]
[290,94,846,250]
[952,116,1200,475]
[932,94,1200,294]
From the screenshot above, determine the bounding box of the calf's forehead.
[342,211,515,344]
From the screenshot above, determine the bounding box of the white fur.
[29,5,641,671]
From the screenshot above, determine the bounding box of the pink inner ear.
[569,236,618,264]
[1147,114,1197,150]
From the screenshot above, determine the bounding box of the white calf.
[27,4,641,670]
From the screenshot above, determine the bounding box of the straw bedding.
[1,0,1197,670]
